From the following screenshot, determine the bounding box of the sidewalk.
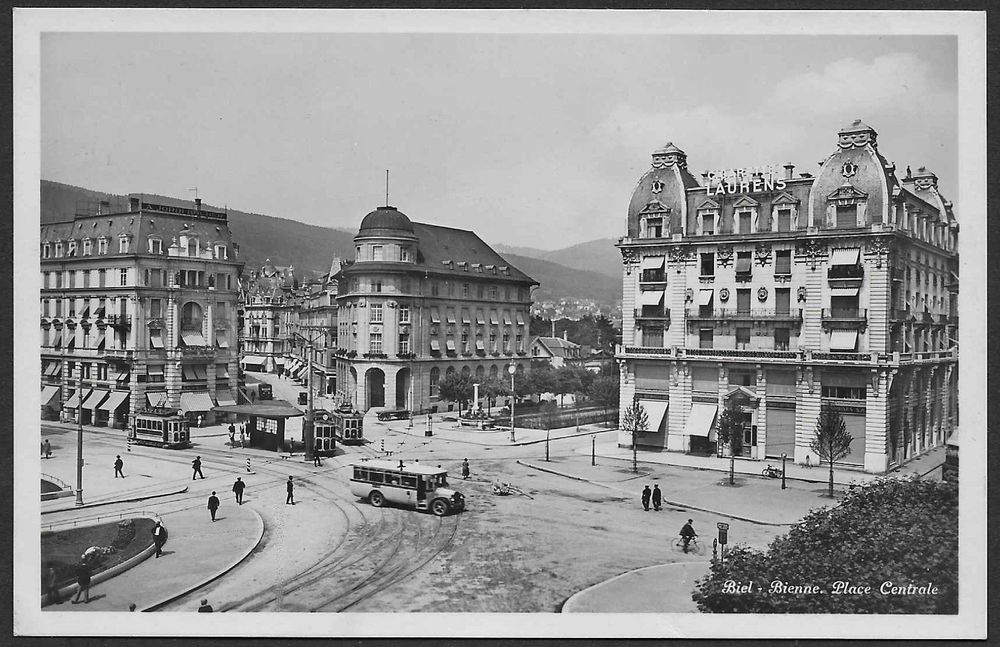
[562,562,708,613]
[373,413,617,447]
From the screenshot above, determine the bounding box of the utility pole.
[304,338,314,462]
[75,362,84,506]
[632,393,639,474]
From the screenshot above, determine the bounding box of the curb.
[518,460,792,527]
[561,561,708,613]
[141,506,266,612]
[42,485,190,515]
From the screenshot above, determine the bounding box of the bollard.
[127,433,132,452]
[246,458,251,473]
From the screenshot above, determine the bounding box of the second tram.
[128,407,191,448]
[332,403,364,445]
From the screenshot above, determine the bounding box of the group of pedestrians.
[227,422,248,449]
[640,483,663,511]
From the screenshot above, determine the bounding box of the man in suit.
[207,491,220,521]
[152,521,168,558]
[285,476,295,505]
[114,455,125,478]
[232,477,246,505]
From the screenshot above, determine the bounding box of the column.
[128,296,139,349]
[716,363,729,456]
[666,262,688,348]
[801,260,825,349]
[617,359,634,448]
[622,266,637,346]
[866,253,891,353]
[864,368,890,473]
[206,301,215,348]
[755,364,767,461]
[666,360,689,452]
[795,365,820,465]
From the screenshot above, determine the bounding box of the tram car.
[311,409,338,457]
[332,403,365,445]
[128,407,191,448]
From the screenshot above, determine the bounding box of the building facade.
[41,195,244,427]
[334,206,537,412]
[616,120,958,473]
[291,258,341,397]
[529,334,584,368]
[239,261,300,374]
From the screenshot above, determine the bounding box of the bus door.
[417,476,427,504]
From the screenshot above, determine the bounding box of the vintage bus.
[128,407,191,448]
[349,459,465,516]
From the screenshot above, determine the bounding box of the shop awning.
[149,330,163,349]
[640,290,665,306]
[684,403,718,439]
[735,256,752,273]
[830,330,859,351]
[698,289,714,307]
[146,392,168,408]
[830,287,860,298]
[639,399,669,432]
[41,385,60,406]
[430,339,441,352]
[180,392,215,413]
[215,333,229,348]
[82,389,109,409]
[64,389,88,409]
[98,391,130,413]
[446,339,457,352]
[182,331,206,347]
[215,392,237,407]
[829,247,861,266]
[640,256,665,270]
[242,355,266,365]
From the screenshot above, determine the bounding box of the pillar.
[666,360,689,452]
[864,368,890,473]
[795,365,820,465]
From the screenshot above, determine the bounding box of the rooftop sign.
[705,164,787,196]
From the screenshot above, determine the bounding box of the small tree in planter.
[810,403,854,498]
[620,399,649,473]
[715,402,744,485]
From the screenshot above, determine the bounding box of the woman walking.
[71,560,91,604]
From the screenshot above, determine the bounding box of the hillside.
[495,238,622,281]
[501,253,620,305]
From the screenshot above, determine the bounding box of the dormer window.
[118,235,129,253]
[67,241,77,257]
[42,243,51,258]
[98,238,108,254]
[836,204,858,228]
[214,243,227,260]
[732,196,760,234]
[148,238,163,254]
[54,242,63,258]
[82,239,92,256]
[826,185,868,229]
[641,216,664,239]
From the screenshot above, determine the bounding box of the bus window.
[369,471,383,483]
[354,467,367,480]
[438,475,448,487]
[401,476,417,488]
[385,473,400,486]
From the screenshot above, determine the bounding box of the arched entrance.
[395,368,410,409]
[366,367,385,410]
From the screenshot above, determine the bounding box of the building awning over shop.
[430,339,441,352]
[684,403,718,439]
[735,256,752,273]
[215,392,237,407]
[640,256,665,270]
[640,290,665,306]
[82,389,109,409]
[639,399,669,432]
[829,247,861,266]
[182,331,206,347]
[98,391,130,413]
[698,289,714,307]
[41,385,60,407]
[830,287,860,298]
[211,400,304,418]
[829,330,859,351]
[180,392,215,413]
[64,389,89,409]
[241,355,267,365]
[146,392,168,408]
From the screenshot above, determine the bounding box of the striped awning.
[829,247,861,266]
[98,391,130,413]
[146,392,168,407]
[81,389,109,409]
[181,331,206,347]
[41,385,60,406]
[242,355,267,365]
[64,389,88,409]
[180,392,215,413]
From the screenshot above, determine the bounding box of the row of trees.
[528,314,618,353]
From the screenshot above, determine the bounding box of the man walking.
[652,483,662,511]
[461,458,470,480]
[239,425,246,448]
[152,521,168,558]
[228,423,236,447]
[207,491,220,521]
[232,476,246,505]
[71,560,91,604]
[114,455,125,479]
[43,439,52,459]
[313,440,322,467]
[641,484,651,511]
[192,456,205,480]
[285,476,295,505]
[44,566,60,605]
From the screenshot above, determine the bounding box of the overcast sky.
[40,29,957,249]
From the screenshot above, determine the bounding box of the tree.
[810,403,854,498]
[588,375,620,427]
[480,377,508,415]
[437,373,473,412]
[715,402,744,458]
[540,401,560,431]
[525,363,557,400]
[620,399,649,473]
[692,477,957,614]
[553,365,584,408]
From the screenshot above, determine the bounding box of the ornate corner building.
[40,196,244,427]
[239,260,301,375]
[332,205,537,412]
[616,120,958,473]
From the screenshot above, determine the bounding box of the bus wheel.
[430,498,449,516]
[369,491,385,507]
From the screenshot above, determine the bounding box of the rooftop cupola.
[837,118,878,150]
[651,142,688,170]
[908,165,939,192]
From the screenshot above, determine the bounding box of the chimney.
[195,198,202,211]
[783,163,795,180]
[551,320,555,337]
[129,197,140,212]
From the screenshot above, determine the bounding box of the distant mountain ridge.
[495,238,622,282]
[39,180,622,305]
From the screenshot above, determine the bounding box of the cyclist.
[679,519,697,552]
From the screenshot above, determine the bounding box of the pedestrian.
[207,491,220,521]
[652,484,662,511]
[197,598,214,612]
[461,458,470,480]
[285,475,295,505]
[129,602,137,612]
[43,439,52,459]
[192,455,204,480]
[232,476,245,505]
[44,566,60,605]
[71,560,91,604]
[197,414,204,428]
[151,520,167,558]
[114,455,125,478]
[313,443,322,467]
[228,423,236,447]
[641,485,651,511]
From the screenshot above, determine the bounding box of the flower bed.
[41,518,156,589]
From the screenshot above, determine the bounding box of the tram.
[332,403,365,445]
[349,459,465,516]
[311,409,338,457]
[128,407,191,448]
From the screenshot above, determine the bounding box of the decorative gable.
[771,191,800,206]
[732,195,760,208]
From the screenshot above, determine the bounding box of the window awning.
[640,256,665,270]
[476,311,486,324]
[82,389,109,409]
[475,339,485,350]
[462,312,471,324]
[274,358,286,365]
[115,370,130,382]
[215,333,229,348]
[640,290,665,306]
[684,403,718,439]
[51,330,62,347]
[192,364,208,380]
[146,392,168,408]
[98,391,130,413]
[446,311,457,323]
[215,392,237,407]
[430,309,441,323]
[445,339,457,351]
[241,355,266,365]
[41,385,60,406]
[503,312,512,325]
[489,312,499,324]
[735,256,752,273]
[180,392,216,413]
[147,364,164,376]
[43,362,59,376]
[66,335,76,349]
[182,331,206,346]
[64,389,89,409]
[639,399,669,432]
[830,247,861,266]
[182,365,198,380]
[79,303,90,318]
[149,330,164,349]
[516,312,525,325]
[830,329,859,351]
[698,289,714,306]
[217,365,230,379]
[430,339,441,351]
[830,287,860,298]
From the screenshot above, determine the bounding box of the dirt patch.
[41,518,156,589]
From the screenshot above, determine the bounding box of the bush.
[692,477,957,614]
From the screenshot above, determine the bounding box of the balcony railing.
[105,315,132,328]
[685,307,802,322]
[633,308,671,323]
[821,308,868,330]
[827,265,865,280]
[102,349,134,361]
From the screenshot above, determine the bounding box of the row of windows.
[42,237,229,259]
[42,297,229,321]
[43,268,235,291]
[346,276,527,301]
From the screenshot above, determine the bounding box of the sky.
[40,27,957,250]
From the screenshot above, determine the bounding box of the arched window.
[461,366,471,379]
[489,365,499,379]
[475,365,485,380]
[446,366,456,378]
[181,302,204,330]
[429,367,440,397]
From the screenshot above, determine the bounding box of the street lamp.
[507,362,516,443]
[75,361,84,506]
[293,328,326,463]
[781,452,787,490]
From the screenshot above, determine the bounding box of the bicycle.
[674,536,704,555]
[761,464,781,478]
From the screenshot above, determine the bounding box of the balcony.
[106,315,132,328]
[180,346,218,357]
[827,264,864,288]
[685,308,802,323]
[735,272,753,283]
[102,349,134,362]
[633,307,671,324]
[821,308,868,331]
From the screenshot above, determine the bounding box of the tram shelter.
[211,400,304,452]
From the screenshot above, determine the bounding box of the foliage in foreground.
[691,477,957,614]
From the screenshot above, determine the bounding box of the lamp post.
[781,452,787,490]
[507,363,516,443]
[75,361,84,506]
[591,434,596,466]
[632,393,639,474]
[293,328,326,463]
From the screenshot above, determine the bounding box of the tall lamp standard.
[507,362,516,443]
[294,328,326,463]
[75,361,84,506]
